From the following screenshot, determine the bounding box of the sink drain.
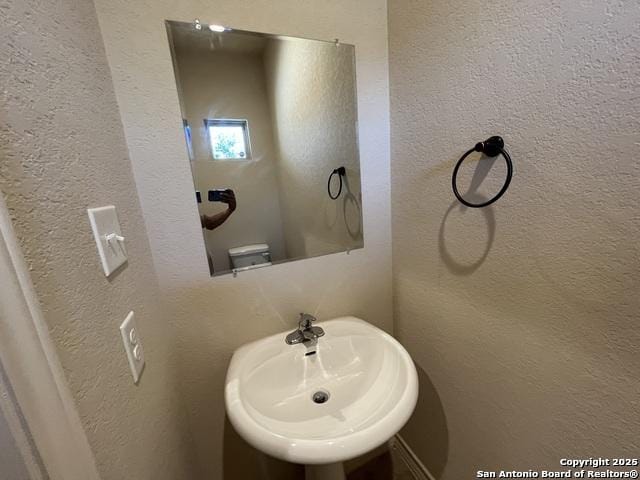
[312,390,330,404]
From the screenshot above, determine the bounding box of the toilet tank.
[228,244,272,271]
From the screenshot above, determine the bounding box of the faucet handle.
[298,313,317,329]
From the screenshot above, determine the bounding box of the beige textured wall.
[174,48,287,272]
[0,0,197,479]
[263,38,363,258]
[93,1,391,478]
[388,0,640,478]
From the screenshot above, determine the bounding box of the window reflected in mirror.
[206,119,251,160]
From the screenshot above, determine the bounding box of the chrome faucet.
[285,313,325,345]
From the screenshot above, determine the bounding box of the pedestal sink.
[225,316,418,480]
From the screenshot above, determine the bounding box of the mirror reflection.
[166,21,364,276]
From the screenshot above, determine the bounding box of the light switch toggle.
[105,233,125,243]
[87,206,128,276]
[104,233,125,252]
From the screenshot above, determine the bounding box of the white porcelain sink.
[225,316,418,469]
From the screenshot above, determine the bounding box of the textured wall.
[0,0,197,479]
[263,38,363,258]
[174,48,287,272]
[388,0,640,478]
[92,1,391,478]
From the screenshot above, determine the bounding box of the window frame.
[204,118,252,161]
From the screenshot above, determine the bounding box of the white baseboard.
[391,434,436,480]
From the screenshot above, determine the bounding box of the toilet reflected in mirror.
[228,243,272,272]
[165,21,364,276]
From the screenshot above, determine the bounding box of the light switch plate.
[119,311,145,384]
[87,205,127,276]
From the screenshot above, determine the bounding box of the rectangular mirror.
[166,20,363,276]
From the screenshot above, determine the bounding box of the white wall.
[263,38,364,259]
[0,0,198,478]
[93,1,391,478]
[174,47,287,272]
[388,0,640,478]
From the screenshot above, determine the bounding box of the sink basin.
[225,316,418,465]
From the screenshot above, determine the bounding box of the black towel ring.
[452,136,513,208]
[328,166,346,200]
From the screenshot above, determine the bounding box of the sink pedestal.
[305,462,345,480]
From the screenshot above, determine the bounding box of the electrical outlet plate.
[119,311,145,383]
[87,205,127,276]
